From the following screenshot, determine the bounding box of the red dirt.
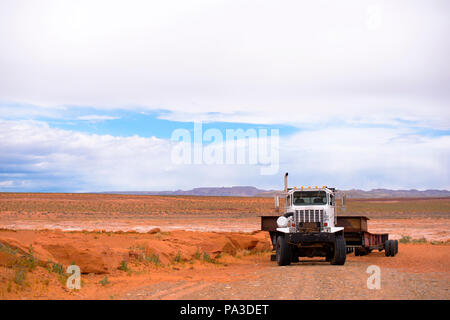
[1,230,448,300]
[0,193,449,299]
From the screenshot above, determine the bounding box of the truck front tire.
[330,233,346,265]
[276,235,291,266]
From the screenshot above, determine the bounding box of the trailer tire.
[393,240,398,256]
[385,240,396,256]
[389,240,396,256]
[330,234,346,265]
[276,235,291,266]
[384,240,391,256]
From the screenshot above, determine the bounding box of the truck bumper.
[286,232,336,244]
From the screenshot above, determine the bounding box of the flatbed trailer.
[261,215,398,258]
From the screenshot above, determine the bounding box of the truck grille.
[295,209,324,223]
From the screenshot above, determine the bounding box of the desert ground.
[0,193,449,300]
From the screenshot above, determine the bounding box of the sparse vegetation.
[51,263,65,275]
[146,253,161,266]
[14,268,26,286]
[13,245,38,271]
[118,260,130,272]
[202,252,220,264]
[0,243,18,256]
[173,251,182,263]
[99,276,109,286]
[412,237,428,244]
[399,235,412,243]
[202,252,212,262]
[399,235,448,245]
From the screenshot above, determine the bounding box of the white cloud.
[0,120,448,191]
[0,180,14,187]
[0,0,449,129]
[280,127,450,189]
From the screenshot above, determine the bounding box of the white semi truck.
[261,173,398,266]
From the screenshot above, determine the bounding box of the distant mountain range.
[104,186,450,198]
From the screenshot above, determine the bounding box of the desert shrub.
[146,253,161,266]
[194,249,201,260]
[118,260,129,271]
[412,237,427,244]
[202,252,214,263]
[15,245,38,271]
[14,268,26,285]
[0,243,18,256]
[399,235,411,243]
[400,235,434,244]
[99,276,109,286]
[51,263,65,275]
[48,262,69,286]
[173,251,182,263]
[201,252,220,264]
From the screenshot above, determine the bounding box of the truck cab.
[270,173,347,266]
[277,187,343,234]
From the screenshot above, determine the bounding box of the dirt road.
[123,247,449,300]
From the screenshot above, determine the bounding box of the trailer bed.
[336,216,389,250]
[261,215,389,251]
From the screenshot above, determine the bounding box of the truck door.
[329,194,336,225]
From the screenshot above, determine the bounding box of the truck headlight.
[277,216,288,228]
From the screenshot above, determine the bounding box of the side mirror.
[274,195,280,212]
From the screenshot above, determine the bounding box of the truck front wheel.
[276,235,291,266]
[330,234,346,265]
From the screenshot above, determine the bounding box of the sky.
[0,0,449,192]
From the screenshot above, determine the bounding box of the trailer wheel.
[389,240,396,256]
[393,240,398,256]
[384,240,391,256]
[330,234,346,265]
[276,235,291,266]
[385,240,396,256]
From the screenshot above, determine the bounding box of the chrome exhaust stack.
[284,172,288,192]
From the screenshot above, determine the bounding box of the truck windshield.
[293,191,327,205]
